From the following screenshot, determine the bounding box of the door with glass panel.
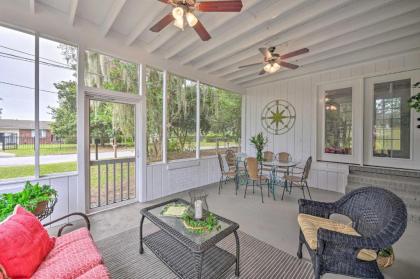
[88,99,136,209]
[364,70,420,169]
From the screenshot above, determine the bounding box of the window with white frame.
[363,71,419,169]
[167,73,197,161]
[317,80,362,164]
[84,50,138,95]
[372,79,411,159]
[199,83,242,157]
[146,66,164,163]
[324,88,353,155]
[0,25,78,181]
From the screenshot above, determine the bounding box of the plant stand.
[35,196,58,221]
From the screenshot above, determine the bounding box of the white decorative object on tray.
[194,200,203,220]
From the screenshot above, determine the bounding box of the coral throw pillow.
[0,205,55,278]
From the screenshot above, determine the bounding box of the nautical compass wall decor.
[261,99,296,135]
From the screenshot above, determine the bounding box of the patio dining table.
[234,153,298,199]
[261,160,298,200]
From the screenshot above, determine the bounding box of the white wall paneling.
[244,51,420,193]
[145,157,220,201]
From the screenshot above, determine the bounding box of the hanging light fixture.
[186,12,198,27]
[172,7,184,30]
[264,62,281,74]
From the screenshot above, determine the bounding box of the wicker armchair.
[297,187,407,279]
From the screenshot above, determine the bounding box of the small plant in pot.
[0,182,57,221]
[377,246,395,268]
[409,82,420,128]
[250,132,268,162]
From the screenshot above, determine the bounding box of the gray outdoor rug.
[96,225,314,279]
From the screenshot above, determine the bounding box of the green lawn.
[1,144,136,157]
[2,144,77,157]
[0,162,77,180]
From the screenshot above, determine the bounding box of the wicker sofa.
[297,187,407,279]
[33,213,109,278]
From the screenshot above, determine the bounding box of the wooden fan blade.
[280,48,309,60]
[193,20,211,41]
[279,61,299,70]
[259,69,266,75]
[195,1,243,12]
[238,62,262,69]
[150,13,175,32]
[259,48,272,59]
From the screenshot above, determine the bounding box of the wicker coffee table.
[140,198,240,279]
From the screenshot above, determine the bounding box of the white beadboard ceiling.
[1,0,420,89]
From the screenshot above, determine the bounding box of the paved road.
[0,151,135,166]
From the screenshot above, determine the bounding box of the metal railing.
[0,135,76,151]
[89,157,136,209]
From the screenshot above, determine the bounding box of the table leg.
[286,166,292,193]
[194,253,203,279]
[234,230,240,277]
[139,215,145,254]
[235,160,239,195]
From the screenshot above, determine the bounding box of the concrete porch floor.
[85,182,420,279]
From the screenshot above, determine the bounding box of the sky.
[0,25,76,122]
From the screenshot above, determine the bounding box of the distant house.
[0,119,54,144]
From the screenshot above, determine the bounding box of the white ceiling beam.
[235,34,420,86]
[178,0,317,65]
[145,0,263,54]
[125,3,168,46]
[29,0,35,14]
[194,0,391,70]
[227,22,420,82]
[215,6,420,78]
[101,0,127,37]
[163,0,263,59]
[69,0,79,26]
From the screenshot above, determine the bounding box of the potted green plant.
[377,246,394,268]
[250,132,268,162]
[0,182,57,221]
[409,82,420,128]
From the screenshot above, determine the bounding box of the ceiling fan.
[239,47,309,75]
[150,0,243,41]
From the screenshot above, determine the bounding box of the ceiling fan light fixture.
[172,7,184,20]
[173,17,184,30]
[186,12,198,27]
[264,62,281,73]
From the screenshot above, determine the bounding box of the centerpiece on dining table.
[160,190,220,234]
[250,132,268,162]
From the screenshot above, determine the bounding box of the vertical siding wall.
[244,51,420,193]
[145,157,220,201]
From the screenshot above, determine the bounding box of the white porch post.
[34,33,40,178]
[196,81,200,159]
[162,70,168,164]
[138,64,147,202]
[77,45,87,213]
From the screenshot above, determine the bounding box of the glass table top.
[147,202,231,245]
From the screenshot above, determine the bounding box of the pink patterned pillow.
[0,205,55,278]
